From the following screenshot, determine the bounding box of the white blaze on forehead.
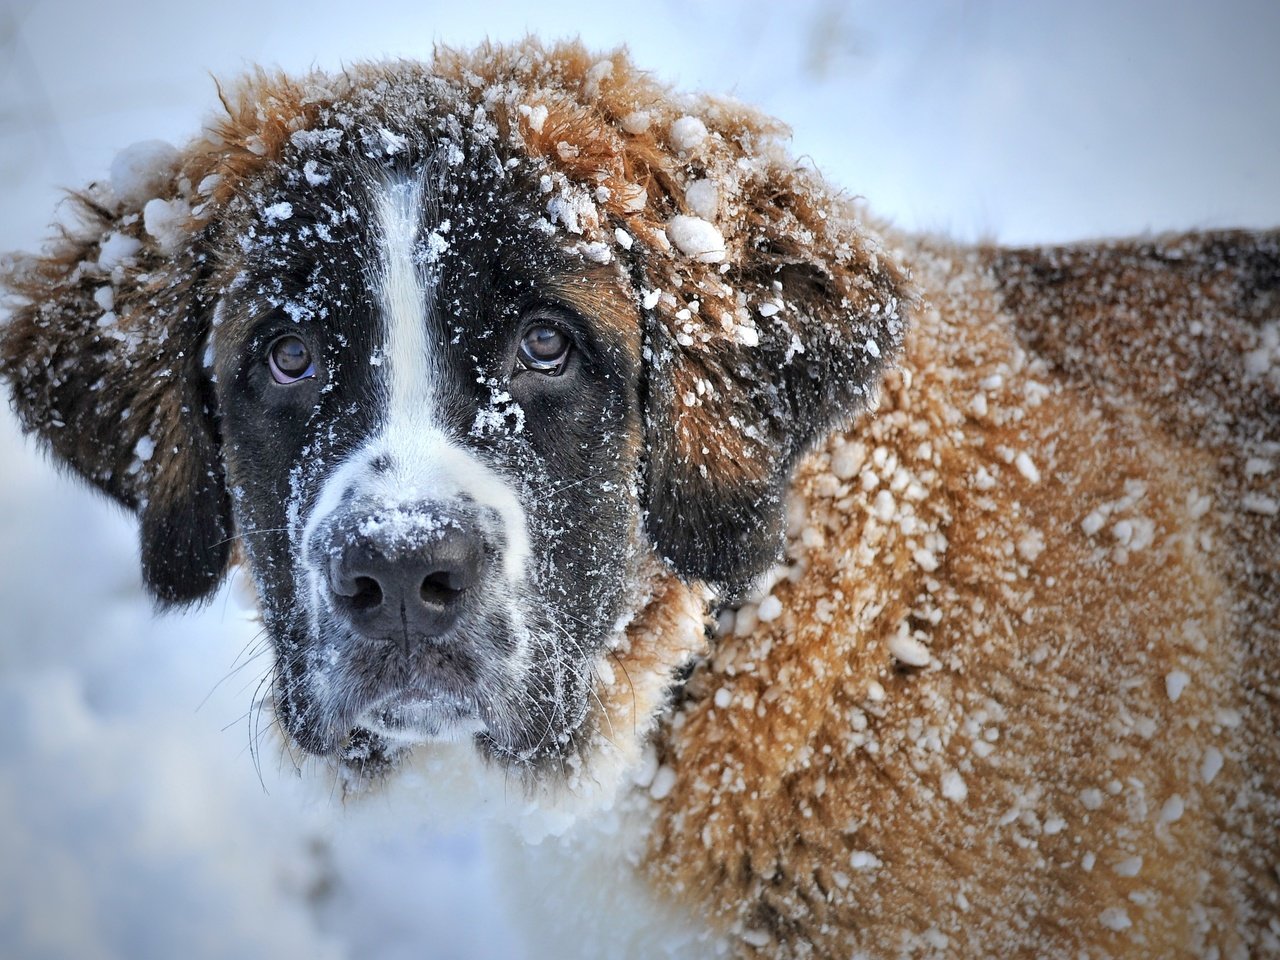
[372,175,531,580]
[375,176,433,419]
[299,174,531,588]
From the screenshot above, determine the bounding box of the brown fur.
[1,39,1276,958]
[643,233,1280,956]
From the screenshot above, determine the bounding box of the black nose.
[326,509,484,644]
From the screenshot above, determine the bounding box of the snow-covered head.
[0,41,909,784]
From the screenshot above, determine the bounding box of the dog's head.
[1,42,908,784]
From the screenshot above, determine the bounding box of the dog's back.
[641,230,1279,958]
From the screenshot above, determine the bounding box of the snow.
[2,6,1277,959]
[1099,908,1132,932]
[649,765,677,800]
[912,547,940,572]
[577,241,612,264]
[1080,510,1105,535]
[583,59,613,94]
[620,110,650,135]
[849,851,882,870]
[665,215,727,263]
[109,139,179,209]
[756,594,782,622]
[668,115,708,152]
[1014,451,1041,484]
[377,127,409,155]
[547,189,597,235]
[871,489,896,522]
[1080,788,1104,811]
[1244,457,1274,477]
[1200,746,1224,784]
[303,159,331,186]
[1241,493,1279,515]
[617,182,647,212]
[519,103,549,133]
[1165,670,1190,702]
[1159,795,1185,823]
[684,179,718,219]
[1112,856,1142,877]
[1016,529,1045,562]
[831,442,866,480]
[940,770,968,803]
[97,231,142,270]
[888,631,931,668]
[143,196,190,253]
[263,201,295,223]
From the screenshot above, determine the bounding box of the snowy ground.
[1,2,1277,958]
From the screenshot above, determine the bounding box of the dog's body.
[635,232,1280,958]
[2,41,1276,958]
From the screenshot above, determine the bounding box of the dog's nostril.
[350,575,383,612]
[327,507,484,641]
[420,570,464,606]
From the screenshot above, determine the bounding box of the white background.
[1,2,1277,957]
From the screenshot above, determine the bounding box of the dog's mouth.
[273,614,504,758]
[273,576,598,768]
[353,685,486,745]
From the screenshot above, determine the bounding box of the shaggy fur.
[2,39,1277,958]
[647,232,1280,956]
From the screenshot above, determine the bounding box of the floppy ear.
[634,175,910,595]
[1,156,232,606]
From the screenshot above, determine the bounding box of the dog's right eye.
[516,324,572,376]
[268,335,315,384]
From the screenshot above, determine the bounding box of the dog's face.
[213,145,645,763]
[1,44,908,784]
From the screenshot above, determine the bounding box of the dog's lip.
[353,685,484,743]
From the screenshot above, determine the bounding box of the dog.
[2,39,1277,959]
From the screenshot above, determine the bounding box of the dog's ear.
[1,148,232,606]
[633,176,910,595]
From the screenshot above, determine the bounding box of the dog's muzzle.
[291,494,522,751]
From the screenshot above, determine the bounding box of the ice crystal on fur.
[1,37,1276,960]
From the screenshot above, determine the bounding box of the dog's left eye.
[516,324,572,375]
[268,335,316,384]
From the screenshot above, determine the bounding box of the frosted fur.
[646,233,1279,957]
[0,39,1276,960]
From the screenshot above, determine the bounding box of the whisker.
[208,525,293,550]
[197,626,273,712]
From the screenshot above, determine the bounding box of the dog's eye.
[517,324,571,375]
[268,335,315,384]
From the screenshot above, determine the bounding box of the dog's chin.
[355,688,487,745]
